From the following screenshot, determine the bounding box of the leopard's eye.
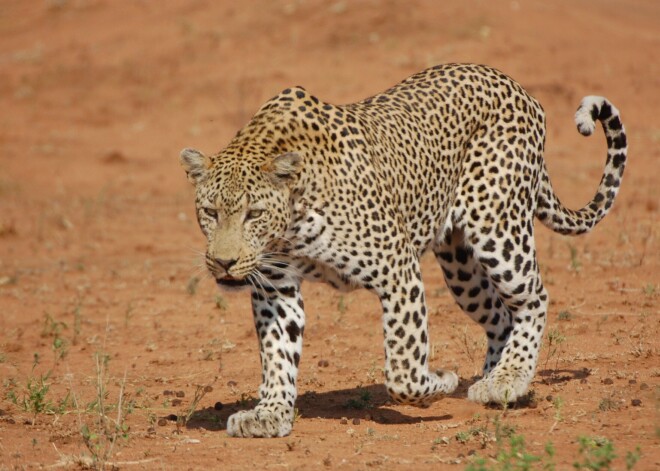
[246,209,264,221]
[202,207,217,219]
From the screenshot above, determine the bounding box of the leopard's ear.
[262,152,303,186]
[180,148,211,185]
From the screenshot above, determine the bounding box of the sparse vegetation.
[598,396,621,412]
[42,313,69,363]
[642,283,656,298]
[567,243,582,272]
[544,327,567,372]
[466,418,642,471]
[573,436,617,470]
[78,352,131,470]
[558,310,572,321]
[215,293,228,310]
[5,354,74,424]
[72,296,83,345]
[466,417,555,471]
[453,324,486,370]
[337,295,347,314]
[237,392,258,409]
[6,366,53,424]
[176,382,215,432]
[186,276,200,295]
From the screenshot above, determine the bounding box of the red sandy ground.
[0,0,658,469]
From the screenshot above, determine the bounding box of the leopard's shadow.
[183,383,460,432]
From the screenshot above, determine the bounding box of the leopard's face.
[181,148,302,290]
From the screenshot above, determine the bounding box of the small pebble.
[628,379,637,385]
[227,380,238,388]
[163,390,174,396]
[214,401,224,411]
[157,418,168,426]
[467,449,477,456]
[545,395,553,402]
[172,399,182,406]
[603,378,614,385]
[176,390,185,398]
[640,383,649,390]
[352,418,360,425]
[166,414,178,422]
[204,385,214,393]
[580,378,588,384]
[318,360,330,367]
[339,417,348,425]
[147,426,156,435]
[631,399,642,407]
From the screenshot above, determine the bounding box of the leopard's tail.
[536,96,627,235]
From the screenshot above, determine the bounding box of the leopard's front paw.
[226,408,293,438]
[467,370,530,405]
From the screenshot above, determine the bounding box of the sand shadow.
[181,383,456,432]
[537,368,591,385]
[177,373,557,431]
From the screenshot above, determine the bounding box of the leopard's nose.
[215,258,237,271]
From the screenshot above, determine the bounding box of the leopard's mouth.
[216,276,251,290]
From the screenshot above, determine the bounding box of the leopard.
[179,63,627,438]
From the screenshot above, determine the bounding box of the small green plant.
[52,336,68,363]
[573,436,616,470]
[455,424,492,447]
[4,355,69,424]
[466,430,555,471]
[42,313,68,363]
[494,418,517,440]
[337,295,347,314]
[238,393,257,408]
[345,389,372,410]
[544,327,566,371]
[598,396,621,412]
[215,294,228,310]
[456,430,472,444]
[72,296,84,345]
[186,276,200,295]
[625,447,642,470]
[642,283,656,298]
[558,310,572,321]
[177,383,214,431]
[365,361,381,384]
[567,243,581,272]
[78,352,131,470]
[6,368,53,424]
[454,324,482,368]
[123,300,135,329]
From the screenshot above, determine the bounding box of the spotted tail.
[536,96,628,235]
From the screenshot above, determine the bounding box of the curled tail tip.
[575,95,622,137]
[575,96,603,136]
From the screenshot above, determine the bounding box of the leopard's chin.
[216,276,251,291]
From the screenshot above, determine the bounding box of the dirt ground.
[0,0,658,469]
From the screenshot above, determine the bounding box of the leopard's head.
[180,147,303,290]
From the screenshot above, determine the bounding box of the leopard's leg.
[434,227,513,375]
[461,229,549,405]
[226,280,304,438]
[446,120,549,404]
[376,247,458,406]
